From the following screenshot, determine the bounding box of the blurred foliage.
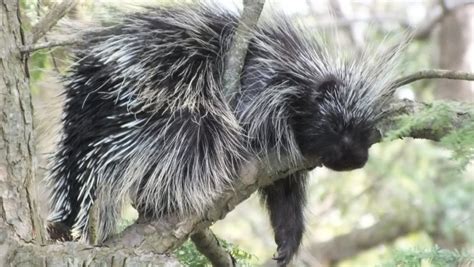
[29,52,51,93]
[379,246,474,267]
[441,119,474,169]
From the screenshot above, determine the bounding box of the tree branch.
[8,242,181,267]
[29,0,78,44]
[223,0,265,99]
[378,99,471,142]
[105,151,319,253]
[191,229,235,267]
[102,98,472,255]
[300,215,424,266]
[20,37,82,53]
[391,69,474,90]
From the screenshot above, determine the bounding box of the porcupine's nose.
[322,134,368,171]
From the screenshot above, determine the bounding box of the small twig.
[29,0,78,44]
[391,69,474,89]
[191,228,235,267]
[20,37,82,53]
[223,0,265,99]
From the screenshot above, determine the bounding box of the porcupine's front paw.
[261,174,307,266]
[272,238,299,266]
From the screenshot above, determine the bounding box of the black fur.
[260,172,308,266]
[290,80,373,171]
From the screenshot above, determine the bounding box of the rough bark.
[0,0,43,264]
[191,229,235,267]
[9,242,181,267]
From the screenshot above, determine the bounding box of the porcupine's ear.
[314,76,341,97]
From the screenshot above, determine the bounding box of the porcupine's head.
[291,75,383,171]
[239,18,404,171]
[288,43,403,172]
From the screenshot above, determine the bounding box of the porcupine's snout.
[321,134,369,171]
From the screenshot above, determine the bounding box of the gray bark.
[1,0,43,264]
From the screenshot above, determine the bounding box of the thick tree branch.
[105,151,320,252]
[378,99,472,141]
[9,242,181,267]
[29,0,78,44]
[102,98,472,254]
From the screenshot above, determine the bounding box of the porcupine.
[46,3,402,266]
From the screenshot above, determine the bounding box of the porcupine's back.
[46,5,248,242]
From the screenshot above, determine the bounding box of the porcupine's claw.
[273,242,296,266]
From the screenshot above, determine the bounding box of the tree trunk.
[1,0,44,264]
[435,6,474,101]
[430,7,473,249]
